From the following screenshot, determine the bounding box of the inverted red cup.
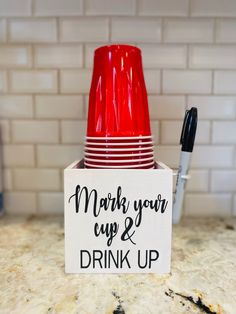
[87,45,151,138]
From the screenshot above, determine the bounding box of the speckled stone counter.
[0,216,236,314]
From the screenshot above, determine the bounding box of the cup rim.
[85,141,154,146]
[95,44,141,55]
[85,135,153,140]
[85,146,155,152]
[84,151,154,157]
[84,156,154,163]
[84,161,154,169]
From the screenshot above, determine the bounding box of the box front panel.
[64,166,172,273]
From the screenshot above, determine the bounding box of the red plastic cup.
[87,45,151,138]
[84,165,154,169]
[84,156,154,163]
[84,147,154,157]
[85,137,153,144]
[84,161,154,169]
[85,138,153,146]
[84,151,154,158]
[85,141,153,148]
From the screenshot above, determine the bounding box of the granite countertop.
[0,216,236,314]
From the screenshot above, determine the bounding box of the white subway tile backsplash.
[0,71,7,92]
[150,121,160,143]
[84,96,89,117]
[10,70,57,93]
[211,170,236,192]
[37,145,82,167]
[0,19,6,42]
[195,121,211,144]
[12,120,59,143]
[9,18,57,43]
[0,96,33,118]
[0,2,235,216]
[149,95,185,119]
[86,0,136,16]
[0,120,10,143]
[38,192,64,214]
[13,169,60,191]
[85,43,106,68]
[156,145,180,168]
[187,96,236,119]
[3,169,12,191]
[191,0,236,17]
[60,18,109,42]
[164,18,214,43]
[138,0,188,16]
[161,121,182,144]
[214,71,236,94]
[186,170,209,192]
[161,121,210,144]
[143,70,160,93]
[212,121,236,144]
[3,145,35,167]
[0,0,31,16]
[35,95,84,119]
[163,70,212,94]
[0,46,32,68]
[190,45,236,69]
[233,196,236,216]
[35,44,83,68]
[139,44,187,68]
[184,194,231,217]
[111,18,161,43]
[216,19,236,43]
[61,120,86,143]
[4,192,37,214]
[192,146,234,168]
[34,0,83,16]
[60,70,91,93]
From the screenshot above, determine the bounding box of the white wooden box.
[64,160,173,274]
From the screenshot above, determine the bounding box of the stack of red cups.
[84,45,155,169]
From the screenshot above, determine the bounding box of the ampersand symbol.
[121,217,136,245]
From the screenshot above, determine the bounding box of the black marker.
[173,107,198,224]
